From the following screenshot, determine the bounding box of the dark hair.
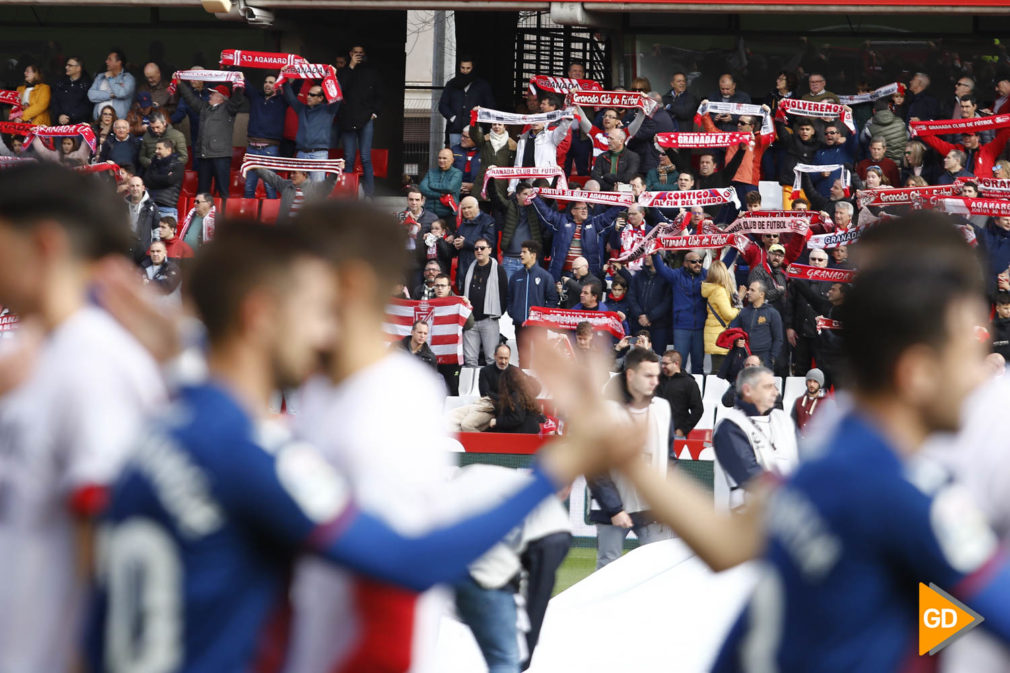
[474,237,491,249]
[616,347,661,403]
[497,366,539,417]
[575,321,594,337]
[568,60,586,71]
[0,162,132,260]
[745,191,763,206]
[635,329,650,339]
[537,93,561,109]
[662,349,683,365]
[795,119,814,129]
[521,239,541,258]
[611,276,628,290]
[434,273,452,287]
[66,56,85,70]
[407,186,423,198]
[411,319,428,330]
[997,291,1010,305]
[119,163,136,176]
[458,54,474,65]
[959,93,978,106]
[24,62,45,84]
[188,222,319,344]
[291,201,409,307]
[776,70,798,92]
[109,49,127,66]
[840,216,982,393]
[158,216,178,231]
[583,279,603,301]
[155,138,173,150]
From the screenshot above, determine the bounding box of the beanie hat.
[213,85,231,98]
[806,368,825,387]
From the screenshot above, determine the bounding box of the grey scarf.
[464,257,502,318]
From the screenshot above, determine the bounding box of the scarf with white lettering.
[482,166,566,198]
[239,153,345,178]
[955,176,1010,198]
[637,186,738,209]
[608,218,687,264]
[528,75,602,96]
[815,317,843,332]
[808,227,863,250]
[525,306,625,339]
[856,184,961,208]
[694,100,774,138]
[470,107,573,128]
[219,49,307,69]
[569,90,657,116]
[934,196,1010,218]
[785,264,856,283]
[792,162,850,193]
[23,124,97,153]
[275,63,342,103]
[776,98,855,133]
[534,187,635,207]
[909,114,1010,138]
[0,121,34,136]
[655,232,751,252]
[722,210,818,235]
[0,90,22,112]
[167,70,246,96]
[836,82,905,106]
[654,131,753,149]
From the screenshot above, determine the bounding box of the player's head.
[840,213,987,433]
[293,200,409,312]
[0,162,132,315]
[187,222,335,390]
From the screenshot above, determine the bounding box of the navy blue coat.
[977,221,1010,283]
[506,263,559,325]
[531,198,621,281]
[245,87,287,140]
[652,253,708,330]
[283,85,340,151]
[628,265,672,328]
[438,75,495,134]
[453,212,496,291]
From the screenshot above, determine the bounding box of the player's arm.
[621,458,767,570]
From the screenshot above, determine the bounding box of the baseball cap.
[213,85,231,98]
[768,243,786,254]
[136,91,153,107]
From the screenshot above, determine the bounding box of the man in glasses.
[810,121,856,200]
[699,106,773,204]
[650,249,708,374]
[461,236,508,367]
[282,81,340,181]
[787,248,832,376]
[800,72,840,105]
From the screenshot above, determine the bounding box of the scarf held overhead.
[528,75,602,96]
[654,131,754,149]
[909,114,1010,138]
[785,264,856,283]
[722,210,818,235]
[525,306,626,340]
[219,49,307,69]
[694,100,774,138]
[167,70,246,96]
[637,187,737,209]
[275,64,342,103]
[471,107,574,128]
[482,166,567,198]
[23,124,97,153]
[856,184,961,208]
[792,162,851,193]
[836,82,906,106]
[0,90,22,111]
[776,98,854,133]
[534,188,635,207]
[239,154,345,178]
[568,90,658,116]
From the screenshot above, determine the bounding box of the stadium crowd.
[5,36,1010,673]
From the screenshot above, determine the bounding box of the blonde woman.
[701,260,741,372]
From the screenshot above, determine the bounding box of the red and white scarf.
[654,131,753,149]
[837,82,905,106]
[785,264,856,283]
[856,184,960,208]
[74,163,125,182]
[815,317,843,332]
[722,210,817,235]
[534,187,634,207]
[528,75,602,96]
[935,196,1010,218]
[0,121,34,136]
[219,49,307,69]
[525,306,626,340]
[694,100,774,138]
[608,218,687,265]
[909,114,1010,138]
[384,297,473,365]
[0,90,22,112]
[23,124,97,153]
[569,90,657,116]
[776,98,854,133]
[275,63,342,103]
[167,70,246,96]
[638,187,737,209]
[179,205,216,243]
[808,227,863,250]
[955,176,1010,198]
[471,107,573,128]
[655,232,751,252]
[482,166,566,198]
[239,153,344,178]
[792,162,850,192]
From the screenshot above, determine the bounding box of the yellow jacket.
[16,83,51,126]
[701,282,740,355]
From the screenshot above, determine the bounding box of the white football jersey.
[0,306,164,673]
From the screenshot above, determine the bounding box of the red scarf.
[0,121,33,135]
[935,196,1010,217]
[569,90,657,116]
[856,184,960,208]
[528,75,602,96]
[722,210,819,235]
[0,90,22,111]
[24,124,97,153]
[275,64,342,103]
[910,114,1010,138]
[180,205,216,243]
[525,306,626,339]
[785,264,855,283]
[219,49,307,69]
[637,187,736,209]
[654,131,753,149]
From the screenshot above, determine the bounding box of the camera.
[628,336,639,346]
[242,5,275,26]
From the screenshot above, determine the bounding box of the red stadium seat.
[182,170,198,196]
[224,198,260,219]
[177,195,192,218]
[454,432,549,454]
[213,197,224,213]
[259,199,281,224]
[568,175,590,188]
[231,146,246,170]
[229,171,246,197]
[327,148,389,179]
[330,172,360,197]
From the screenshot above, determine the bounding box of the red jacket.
[920,127,1010,178]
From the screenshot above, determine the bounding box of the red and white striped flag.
[383,297,472,365]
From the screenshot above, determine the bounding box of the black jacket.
[337,64,382,131]
[127,197,160,263]
[140,258,182,294]
[497,192,544,254]
[591,149,640,190]
[628,266,672,327]
[399,335,438,370]
[438,73,495,134]
[492,393,545,434]
[51,73,94,124]
[775,119,821,186]
[993,318,1010,360]
[629,108,676,173]
[144,154,185,208]
[657,372,704,437]
[787,278,831,338]
[662,89,698,129]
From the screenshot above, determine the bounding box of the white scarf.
[464,258,503,318]
[489,129,509,153]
